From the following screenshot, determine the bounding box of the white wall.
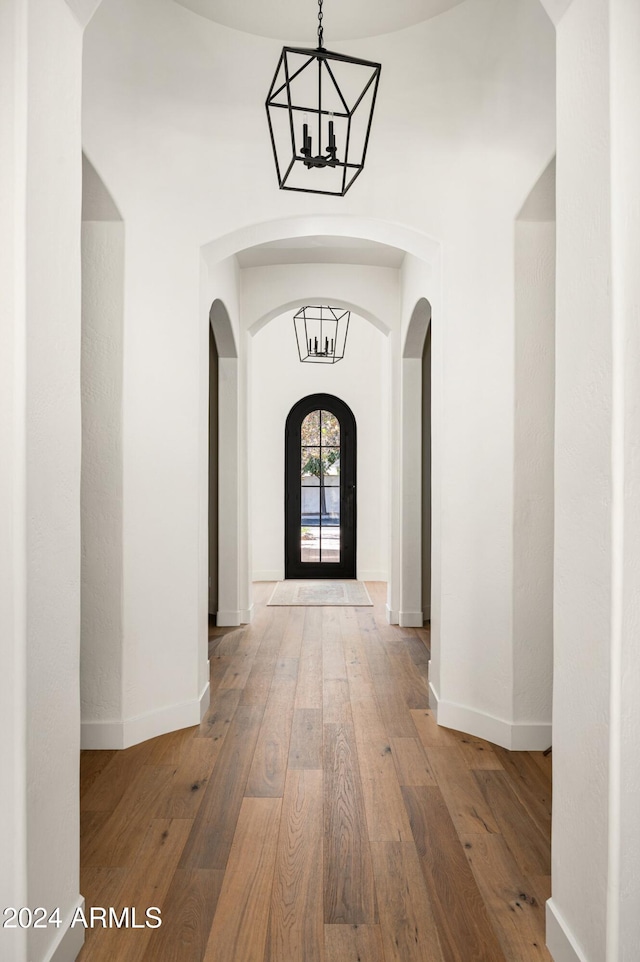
[548,1,640,961]
[513,164,555,736]
[251,310,389,582]
[81,212,125,745]
[25,5,85,957]
[513,219,555,730]
[1,3,86,961]
[548,1,611,958]
[0,3,29,958]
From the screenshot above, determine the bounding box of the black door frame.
[285,393,357,579]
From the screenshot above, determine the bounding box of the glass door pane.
[300,410,341,565]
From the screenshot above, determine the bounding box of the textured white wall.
[549,1,640,961]
[250,310,389,582]
[0,2,29,958]
[549,0,611,959]
[513,218,555,730]
[610,2,640,955]
[0,3,88,962]
[81,219,125,740]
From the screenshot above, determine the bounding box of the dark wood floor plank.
[390,737,437,787]
[266,770,324,962]
[473,770,551,876]
[245,657,298,797]
[323,723,377,924]
[240,653,279,708]
[530,750,553,782]
[358,621,391,677]
[349,679,413,842]
[80,740,156,813]
[140,869,224,962]
[211,626,245,657]
[81,751,117,800]
[386,649,430,709]
[279,605,306,660]
[143,726,196,766]
[461,834,552,962]
[322,606,348,681]
[202,798,282,962]
[83,765,176,868]
[217,649,259,691]
[197,687,241,740]
[324,924,385,962]
[295,608,323,710]
[491,748,552,836]
[179,706,264,870]
[370,840,445,962]
[207,652,232,695]
[288,709,323,770]
[410,708,461,749]
[155,738,220,819]
[80,867,128,919]
[424,747,500,836]
[528,875,552,909]
[364,635,417,737]
[402,785,507,962]
[78,818,193,962]
[323,678,353,725]
[372,671,426,737]
[453,732,504,771]
[339,606,372,681]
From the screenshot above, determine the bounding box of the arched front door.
[285,393,356,579]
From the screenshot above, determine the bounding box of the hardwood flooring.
[78,582,552,962]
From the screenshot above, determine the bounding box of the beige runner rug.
[267,580,373,607]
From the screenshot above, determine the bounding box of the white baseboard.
[386,604,399,625]
[399,611,424,628]
[357,570,387,582]
[81,682,211,750]
[80,718,125,749]
[240,605,254,624]
[199,680,210,720]
[217,607,253,626]
[252,570,282,581]
[428,685,552,751]
[546,899,590,962]
[44,896,85,962]
[216,610,242,626]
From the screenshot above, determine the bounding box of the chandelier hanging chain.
[317,0,324,49]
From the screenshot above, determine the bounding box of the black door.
[285,393,356,579]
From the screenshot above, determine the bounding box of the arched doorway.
[285,393,356,579]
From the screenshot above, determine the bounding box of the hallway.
[78,583,551,962]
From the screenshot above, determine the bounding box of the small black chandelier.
[265,0,382,196]
[293,306,350,364]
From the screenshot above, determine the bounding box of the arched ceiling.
[171,0,466,41]
[235,236,405,269]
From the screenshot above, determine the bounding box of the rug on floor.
[267,580,373,607]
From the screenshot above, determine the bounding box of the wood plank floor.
[78,582,552,962]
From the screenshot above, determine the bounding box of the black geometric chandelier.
[265,0,382,196]
[293,306,350,363]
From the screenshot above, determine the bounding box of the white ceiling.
[236,236,406,269]
[171,0,466,42]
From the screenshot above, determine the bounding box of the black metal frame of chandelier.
[265,45,382,198]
